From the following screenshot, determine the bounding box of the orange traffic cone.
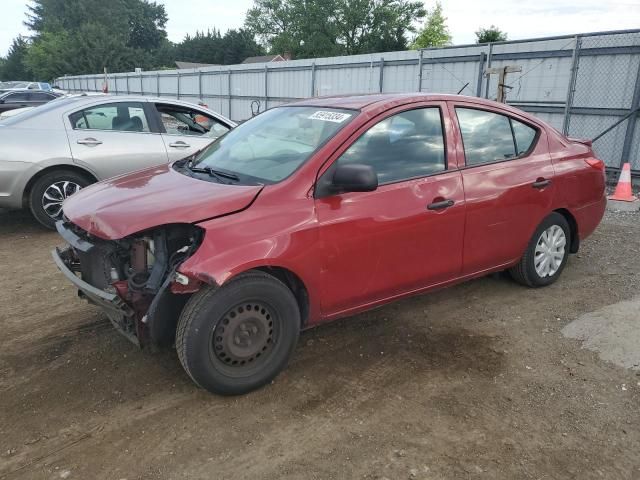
[608,163,638,202]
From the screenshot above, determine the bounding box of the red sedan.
[53,94,606,395]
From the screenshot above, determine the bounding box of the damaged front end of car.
[52,220,206,348]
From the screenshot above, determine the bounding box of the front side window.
[190,106,354,184]
[336,107,446,184]
[155,104,230,138]
[5,92,29,102]
[69,102,150,132]
[456,107,538,166]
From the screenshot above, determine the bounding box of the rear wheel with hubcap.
[176,271,301,395]
[509,212,571,287]
[29,169,92,229]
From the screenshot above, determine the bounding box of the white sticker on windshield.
[308,111,352,123]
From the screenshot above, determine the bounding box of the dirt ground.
[1,208,639,480]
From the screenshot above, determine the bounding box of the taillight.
[585,158,605,171]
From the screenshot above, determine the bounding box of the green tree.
[24,0,171,79]
[0,36,34,80]
[221,29,265,64]
[411,2,451,49]
[175,30,224,64]
[245,0,426,59]
[174,29,263,65]
[475,26,507,43]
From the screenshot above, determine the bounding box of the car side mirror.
[330,163,378,194]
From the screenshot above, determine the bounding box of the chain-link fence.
[56,29,640,173]
[566,31,640,172]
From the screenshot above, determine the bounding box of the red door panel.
[448,101,556,274]
[316,172,465,316]
[460,154,555,273]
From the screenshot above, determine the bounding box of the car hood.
[63,163,263,240]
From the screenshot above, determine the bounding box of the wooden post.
[485,66,522,103]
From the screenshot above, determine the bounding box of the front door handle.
[76,137,102,146]
[532,178,552,189]
[427,199,455,211]
[169,141,190,148]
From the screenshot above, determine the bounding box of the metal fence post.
[114,75,118,95]
[484,43,493,98]
[620,59,640,167]
[156,72,160,96]
[476,52,486,97]
[379,57,385,93]
[563,35,582,135]
[310,62,317,97]
[264,65,269,107]
[140,72,143,95]
[417,50,424,92]
[198,70,203,100]
[227,70,232,119]
[176,71,181,99]
[125,74,130,94]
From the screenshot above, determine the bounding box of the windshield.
[190,106,355,184]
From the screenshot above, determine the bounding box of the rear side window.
[29,92,55,101]
[69,102,150,132]
[337,107,446,184]
[455,107,538,166]
[512,120,537,155]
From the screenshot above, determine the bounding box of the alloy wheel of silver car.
[534,225,566,278]
[42,181,82,220]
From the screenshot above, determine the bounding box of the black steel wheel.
[176,271,300,395]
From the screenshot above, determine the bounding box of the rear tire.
[509,212,571,288]
[176,271,300,395]
[29,169,92,229]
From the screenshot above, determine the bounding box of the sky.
[2,0,640,56]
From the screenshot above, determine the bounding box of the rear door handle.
[427,199,455,211]
[532,178,552,189]
[76,138,102,146]
[169,141,190,148]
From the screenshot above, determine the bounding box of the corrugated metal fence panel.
[421,60,478,94]
[201,71,229,98]
[268,68,311,99]
[382,63,418,93]
[573,54,640,109]
[315,63,379,95]
[142,74,157,94]
[488,56,574,103]
[232,70,266,98]
[569,114,627,166]
[160,74,178,95]
[115,76,127,93]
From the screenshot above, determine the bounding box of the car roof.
[0,94,236,127]
[288,93,518,113]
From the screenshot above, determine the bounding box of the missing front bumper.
[51,247,140,346]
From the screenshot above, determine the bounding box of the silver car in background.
[0,95,235,228]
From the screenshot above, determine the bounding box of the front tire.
[29,169,92,229]
[176,271,301,395]
[509,212,571,287]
